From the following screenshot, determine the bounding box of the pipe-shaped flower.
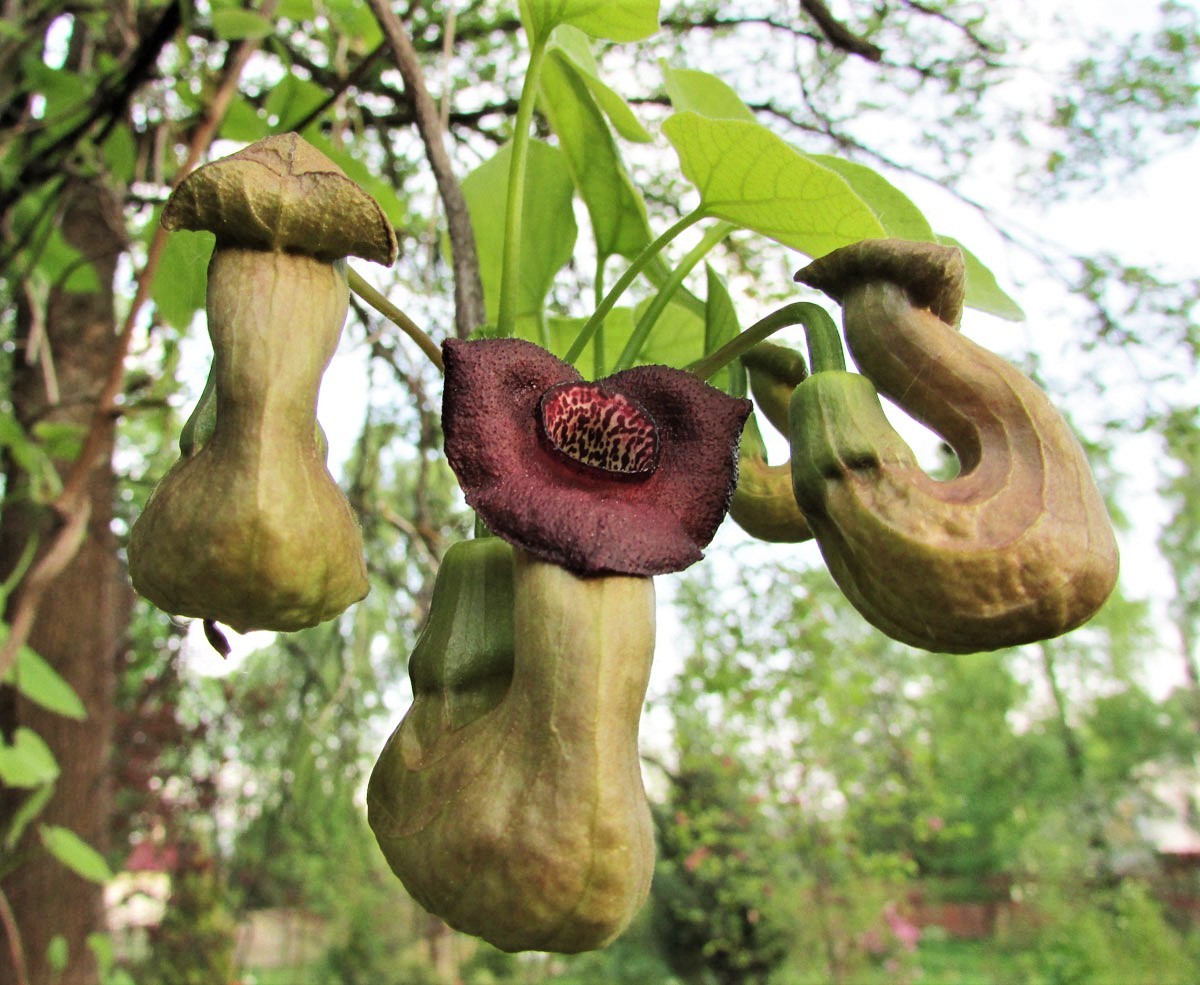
[129,134,395,633]
[789,239,1119,653]
[441,338,751,576]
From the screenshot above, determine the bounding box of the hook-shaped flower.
[441,338,751,576]
[789,239,1119,653]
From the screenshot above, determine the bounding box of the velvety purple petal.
[441,338,751,577]
[605,364,752,560]
[442,336,579,496]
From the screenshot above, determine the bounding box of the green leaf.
[19,59,88,120]
[277,0,316,20]
[152,224,213,331]
[2,636,87,720]
[5,782,55,852]
[31,421,86,462]
[40,825,113,884]
[703,264,740,392]
[663,65,756,122]
[100,127,137,184]
[264,73,328,131]
[540,50,652,260]
[662,112,886,257]
[462,140,577,325]
[539,300,704,375]
[219,98,270,143]
[549,27,652,141]
[47,934,68,973]
[808,155,935,242]
[324,0,382,46]
[87,932,115,974]
[937,235,1026,321]
[637,296,707,368]
[0,728,59,788]
[0,413,61,502]
[542,314,594,369]
[35,224,101,294]
[210,8,273,40]
[520,0,660,44]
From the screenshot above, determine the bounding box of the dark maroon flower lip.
[441,337,752,577]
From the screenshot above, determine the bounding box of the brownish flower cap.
[442,338,751,576]
[162,132,398,265]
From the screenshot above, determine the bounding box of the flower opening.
[539,381,659,478]
[442,338,751,576]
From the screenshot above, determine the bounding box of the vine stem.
[564,208,707,367]
[611,220,735,373]
[688,301,845,382]
[0,888,29,985]
[496,36,549,337]
[347,267,444,373]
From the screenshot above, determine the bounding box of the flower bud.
[790,240,1118,653]
[369,545,656,953]
[742,341,808,436]
[129,134,397,632]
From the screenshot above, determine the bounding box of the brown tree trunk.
[0,177,130,985]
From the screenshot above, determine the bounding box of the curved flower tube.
[441,337,751,576]
[742,340,808,436]
[789,239,1119,653]
[368,541,655,953]
[728,415,813,543]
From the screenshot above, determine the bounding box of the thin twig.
[799,0,883,62]
[364,0,485,339]
[0,869,31,985]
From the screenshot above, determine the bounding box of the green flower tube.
[728,414,813,543]
[369,541,655,953]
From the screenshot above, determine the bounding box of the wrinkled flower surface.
[442,338,751,576]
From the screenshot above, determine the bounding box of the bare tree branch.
[799,0,883,62]
[365,0,485,340]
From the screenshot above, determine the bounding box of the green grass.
[914,936,1026,985]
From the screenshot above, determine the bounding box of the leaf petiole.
[611,220,735,372]
[496,35,550,338]
[688,301,845,382]
[347,267,444,373]
[565,208,707,367]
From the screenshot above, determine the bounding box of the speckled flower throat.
[539,382,660,477]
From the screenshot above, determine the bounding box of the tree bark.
[0,177,130,985]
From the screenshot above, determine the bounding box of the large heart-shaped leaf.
[520,0,659,44]
[550,27,652,142]
[663,65,756,122]
[540,50,652,261]
[462,140,578,326]
[809,155,935,243]
[663,111,885,258]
